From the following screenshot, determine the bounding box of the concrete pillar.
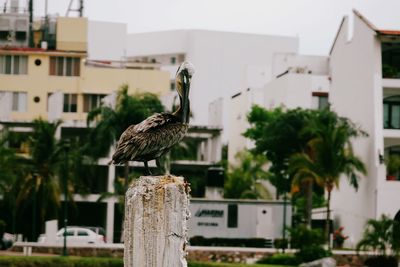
[106,200,115,243]
[105,164,116,243]
[124,175,190,267]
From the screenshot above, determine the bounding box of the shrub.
[273,238,288,249]
[257,253,299,265]
[287,225,331,263]
[189,236,270,248]
[364,255,398,267]
[295,245,331,263]
[288,224,325,249]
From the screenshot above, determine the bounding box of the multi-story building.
[329,10,400,246]
[228,53,330,165]
[127,30,299,139]
[0,8,224,243]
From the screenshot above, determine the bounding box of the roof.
[330,9,400,55]
[353,9,400,37]
[377,30,400,36]
[0,46,87,56]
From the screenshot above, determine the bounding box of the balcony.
[382,42,400,79]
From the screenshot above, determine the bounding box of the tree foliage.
[357,215,400,256]
[244,105,367,239]
[244,106,314,195]
[224,150,271,199]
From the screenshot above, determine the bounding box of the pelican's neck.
[173,95,190,123]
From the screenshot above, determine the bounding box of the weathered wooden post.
[124,175,190,267]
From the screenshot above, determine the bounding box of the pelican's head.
[176,61,195,98]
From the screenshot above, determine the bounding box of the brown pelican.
[110,62,195,174]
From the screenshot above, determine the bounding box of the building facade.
[127,30,299,140]
[228,53,330,165]
[0,11,224,243]
[329,10,400,246]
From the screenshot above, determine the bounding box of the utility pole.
[32,174,37,241]
[28,0,33,47]
[62,141,70,256]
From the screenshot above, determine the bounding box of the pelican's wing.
[111,113,181,163]
[134,113,177,133]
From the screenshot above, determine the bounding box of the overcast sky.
[6,0,400,55]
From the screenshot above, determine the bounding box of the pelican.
[110,61,195,174]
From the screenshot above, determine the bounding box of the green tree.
[16,119,64,240]
[290,109,367,247]
[357,215,400,257]
[244,106,314,198]
[224,150,271,199]
[244,106,316,227]
[87,84,164,190]
[0,137,24,235]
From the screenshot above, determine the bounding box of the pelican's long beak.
[180,69,191,123]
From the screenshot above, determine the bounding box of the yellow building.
[0,17,169,123]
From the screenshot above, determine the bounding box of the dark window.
[11,92,27,112]
[63,94,77,113]
[384,96,400,129]
[227,204,238,228]
[50,56,80,76]
[83,94,106,112]
[77,230,89,236]
[382,42,400,78]
[15,31,27,41]
[64,229,74,236]
[0,31,9,40]
[171,57,176,64]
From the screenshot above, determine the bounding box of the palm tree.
[289,109,367,248]
[0,137,23,235]
[357,215,399,257]
[224,150,271,199]
[16,119,64,240]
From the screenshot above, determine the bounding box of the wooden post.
[124,175,190,267]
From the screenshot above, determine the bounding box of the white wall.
[127,30,299,141]
[329,14,384,244]
[88,21,127,60]
[188,199,290,239]
[272,53,329,77]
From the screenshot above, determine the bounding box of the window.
[63,93,77,113]
[77,230,89,236]
[49,56,80,76]
[0,55,27,75]
[384,96,400,129]
[170,81,175,91]
[382,42,400,78]
[170,56,176,64]
[0,31,9,40]
[312,92,329,110]
[60,229,75,236]
[83,94,106,112]
[12,92,27,112]
[227,204,238,228]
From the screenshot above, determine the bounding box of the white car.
[39,227,105,244]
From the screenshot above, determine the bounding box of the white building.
[228,53,330,164]
[127,30,299,138]
[329,10,400,246]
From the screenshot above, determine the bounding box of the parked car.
[38,226,105,244]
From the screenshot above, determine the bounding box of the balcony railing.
[383,64,400,79]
